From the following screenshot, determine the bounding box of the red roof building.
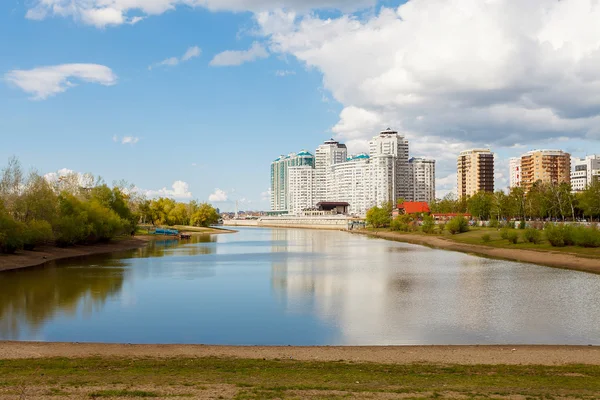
[397,202,431,215]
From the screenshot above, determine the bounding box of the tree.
[190,203,220,227]
[467,191,493,220]
[366,204,392,228]
[580,181,600,221]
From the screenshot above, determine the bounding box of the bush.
[488,217,499,228]
[545,224,575,247]
[23,220,54,250]
[390,214,413,232]
[523,228,542,244]
[438,223,446,233]
[506,230,519,244]
[481,234,491,243]
[572,225,600,248]
[0,212,25,254]
[500,228,510,240]
[421,215,436,234]
[447,216,470,235]
[519,220,526,229]
[54,215,91,247]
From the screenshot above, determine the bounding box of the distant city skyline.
[2,0,600,211]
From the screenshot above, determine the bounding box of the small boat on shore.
[180,233,192,239]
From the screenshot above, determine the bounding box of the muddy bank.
[354,230,600,275]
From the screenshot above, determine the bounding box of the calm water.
[1,227,599,345]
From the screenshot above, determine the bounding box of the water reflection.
[0,229,599,345]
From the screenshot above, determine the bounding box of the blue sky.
[2,0,600,210]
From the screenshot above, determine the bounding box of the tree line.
[0,158,220,254]
[431,182,600,222]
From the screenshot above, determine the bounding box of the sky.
[1,0,600,211]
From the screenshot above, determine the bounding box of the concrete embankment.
[224,217,353,230]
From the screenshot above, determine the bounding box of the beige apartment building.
[519,150,570,192]
[457,149,495,199]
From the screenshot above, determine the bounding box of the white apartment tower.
[368,128,410,205]
[409,158,435,203]
[331,154,373,216]
[314,139,347,202]
[270,150,315,213]
[509,157,522,188]
[288,165,315,215]
[571,155,600,192]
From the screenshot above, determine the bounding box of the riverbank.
[354,230,600,275]
[0,343,598,399]
[0,236,151,273]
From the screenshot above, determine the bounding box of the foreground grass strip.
[0,357,598,399]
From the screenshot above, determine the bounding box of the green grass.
[0,357,599,399]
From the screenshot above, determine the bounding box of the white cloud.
[25,0,374,27]
[256,0,600,195]
[4,63,117,100]
[149,46,201,69]
[113,135,140,145]
[275,69,295,77]
[209,188,229,202]
[145,181,193,199]
[210,42,269,66]
[260,188,272,201]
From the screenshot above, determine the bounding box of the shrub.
[23,220,54,250]
[488,217,499,228]
[506,230,519,244]
[0,212,25,254]
[572,225,600,248]
[500,228,510,240]
[447,216,470,235]
[519,220,526,229]
[481,234,491,243]
[421,215,436,234]
[390,214,413,232]
[523,228,542,244]
[438,223,446,233]
[545,224,575,247]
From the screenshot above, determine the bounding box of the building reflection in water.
[270,228,600,345]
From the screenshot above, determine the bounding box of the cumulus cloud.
[208,188,229,202]
[149,46,201,69]
[113,135,140,145]
[210,42,269,66]
[145,181,193,199]
[4,63,117,100]
[256,0,600,194]
[25,0,374,27]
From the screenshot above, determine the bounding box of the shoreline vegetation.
[354,229,600,275]
[0,343,598,399]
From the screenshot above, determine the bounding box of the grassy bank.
[1,356,599,399]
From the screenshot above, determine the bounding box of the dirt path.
[355,230,600,274]
[1,342,598,365]
[0,237,150,273]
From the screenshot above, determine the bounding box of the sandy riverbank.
[0,237,151,273]
[354,230,600,275]
[0,342,598,365]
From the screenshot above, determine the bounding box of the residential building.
[270,150,315,213]
[288,165,315,215]
[314,139,347,203]
[331,154,373,216]
[368,128,410,204]
[519,149,570,192]
[457,149,495,199]
[408,157,435,203]
[571,155,600,192]
[509,157,521,188]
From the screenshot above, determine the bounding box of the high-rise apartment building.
[314,139,347,203]
[457,149,494,198]
[519,150,570,192]
[331,154,373,216]
[270,150,315,212]
[571,155,600,192]
[509,157,522,188]
[409,158,435,203]
[288,165,315,215]
[368,128,410,204]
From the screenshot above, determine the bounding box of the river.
[0,227,599,345]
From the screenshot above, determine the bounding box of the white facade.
[270,151,315,213]
[330,155,373,216]
[571,155,600,192]
[368,128,410,204]
[314,139,347,203]
[409,158,435,203]
[288,166,314,215]
[509,157,522,188]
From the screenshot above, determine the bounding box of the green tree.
[366,204,392,228]
[190,203,220,227]
[467,191,493,220]
[580,181,600,222]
